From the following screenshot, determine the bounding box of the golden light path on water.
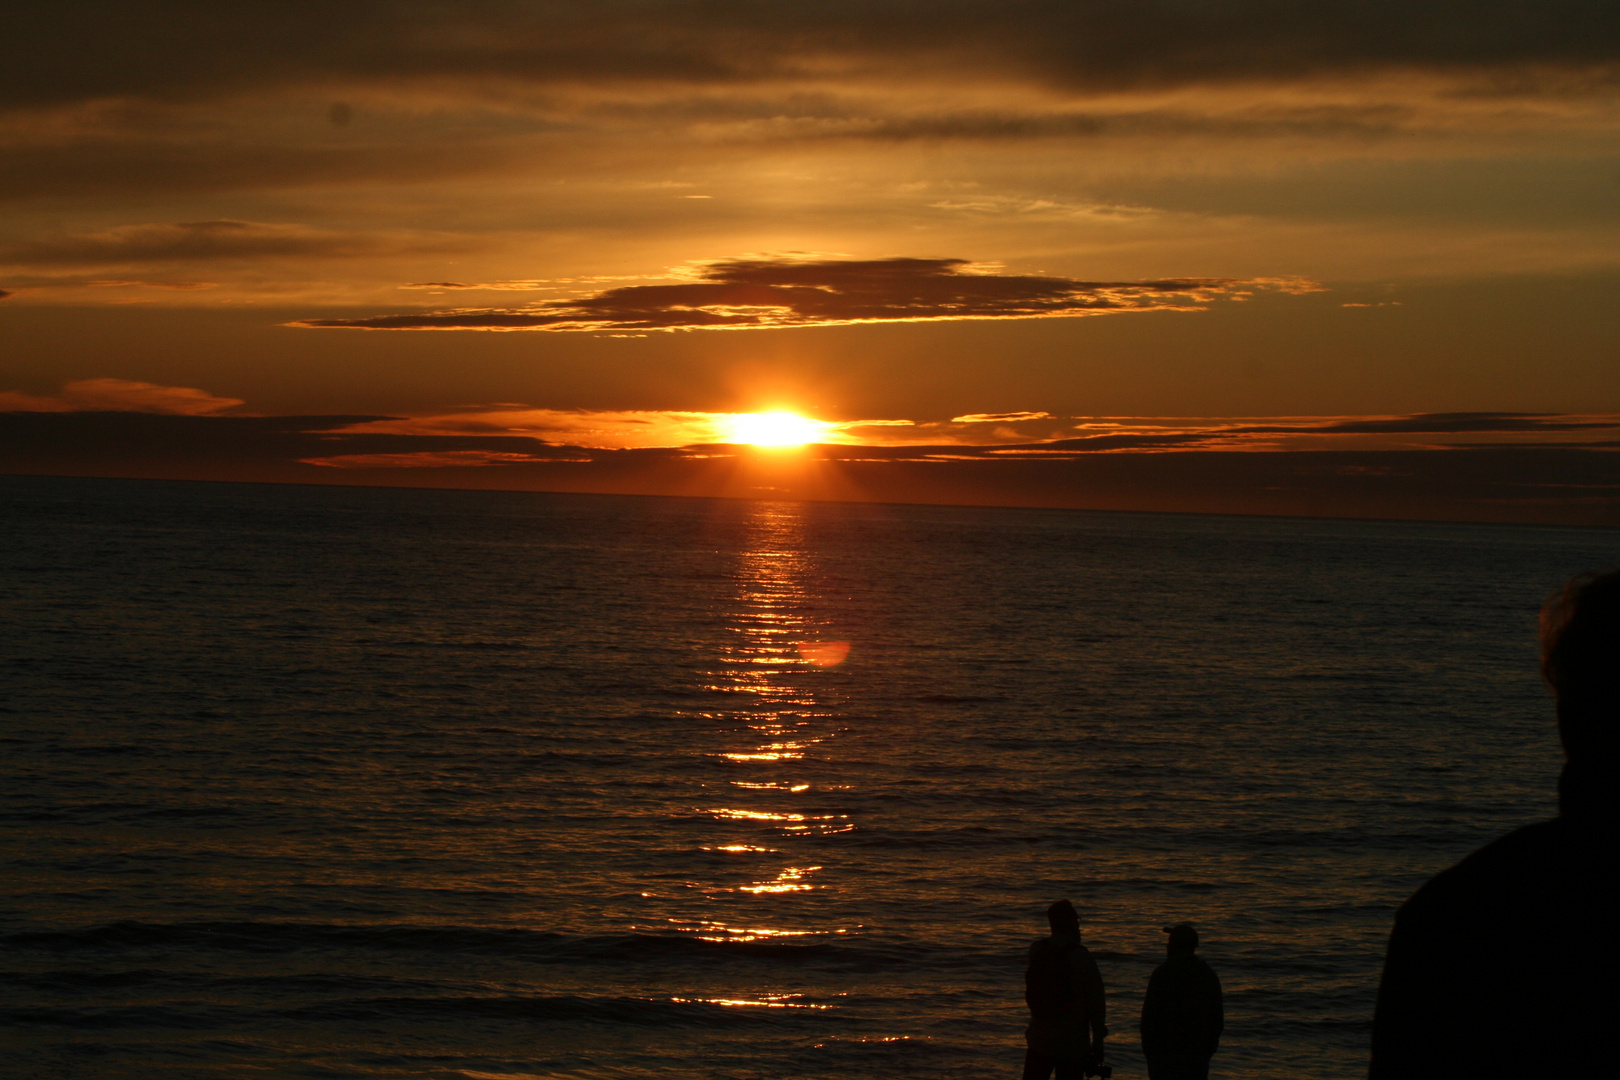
[663,502,856,953]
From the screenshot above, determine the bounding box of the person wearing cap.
[1024,899,1108,1080]
[1139,923,1223,1080]
[1369,570,1620,1077]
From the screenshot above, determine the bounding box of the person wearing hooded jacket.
[1024,899,1108,1080]
[1140,923,1223,1080]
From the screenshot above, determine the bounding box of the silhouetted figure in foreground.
[1024,899,1108,1080]
[1140,924,1223,1080]
[1369,570,1620,1078]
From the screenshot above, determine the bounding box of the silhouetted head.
[1047,899,1079,938]
[1542,572,1620,763]
[1163,923,1198,954]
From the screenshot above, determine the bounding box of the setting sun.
[723,411,832,447]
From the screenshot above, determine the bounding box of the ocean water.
[2,474,1614,1080]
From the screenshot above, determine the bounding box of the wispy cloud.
[950,411,1056,424]
[0,220,381,266]
[294,256,1321,332]
[0,378,244,415]
[302,450,577,469]
[397,280,553,291]
[86,279,216,290]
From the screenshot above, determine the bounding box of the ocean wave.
[279,993,817,1027]
[1,1003,231,1030]
[0,921,912,970]
[2,993,815,1031]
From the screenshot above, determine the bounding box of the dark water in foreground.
[2,475,1614,1079]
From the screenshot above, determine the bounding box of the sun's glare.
[723,410,831,447]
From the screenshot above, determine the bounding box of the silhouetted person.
[1024,899,1108,1080]
[1369,570,1620,1078]
[1140,923,1223,1080]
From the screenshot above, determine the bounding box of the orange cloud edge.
[287,256,1324,333]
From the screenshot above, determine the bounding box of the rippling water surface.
[2,475,1613,1079]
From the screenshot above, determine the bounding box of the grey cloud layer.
[6,4,1609,211]
[8,2,1616,109]
[0,100,1457,208]
[295,256,1311,331]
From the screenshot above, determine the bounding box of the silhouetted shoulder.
[1394,817,1614,948]
[1371,817,1620,1078]
[1415,817,1584,885]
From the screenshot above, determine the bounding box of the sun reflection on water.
[739,865,823,893]
[669,993,833,1010]
[701,844,777,853]
[664,501,860,946]
[704,808,825,822]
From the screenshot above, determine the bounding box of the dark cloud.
[294,256,1317,331]
[717,104,1415,144]
[812,413,1620,456]
[397,281,551,291]
[5,2,1616,110]
[302,450,581,468]
[805,436,1207,458]
[0,220,385,267]
[1217,413,1620,436]
[1462,441,1620,450]
[0,411,585,476]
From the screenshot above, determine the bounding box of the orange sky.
[2,3,1617,522]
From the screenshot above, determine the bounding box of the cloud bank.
[4,410,1617,527]
[6,380,1609,455]
[295,256,1319,332]
[332,408,1620,456]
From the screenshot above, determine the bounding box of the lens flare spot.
[798,640,851,667]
